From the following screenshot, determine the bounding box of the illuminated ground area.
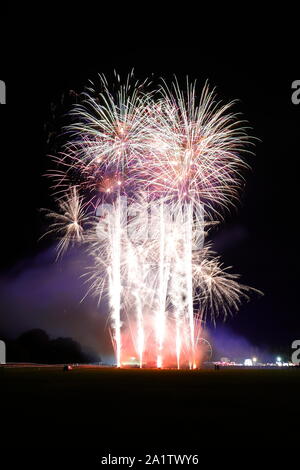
[1,367,300,451]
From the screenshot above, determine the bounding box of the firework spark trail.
[45,73,261,368]
[156,201,166,368]
[134,280,144,368]
[42,186,90,259]
[183,202,195,369]
[168,215,185,369]
[109,194,122,367]
[165,202,200,369]
[126,241,145,368]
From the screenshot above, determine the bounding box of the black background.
[0,9,300,463]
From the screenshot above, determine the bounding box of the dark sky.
[0,15,299,358]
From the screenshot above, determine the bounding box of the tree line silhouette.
[0,329,96,364]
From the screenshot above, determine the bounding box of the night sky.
[0,17,299,360]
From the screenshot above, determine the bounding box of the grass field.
[1,366,300,452]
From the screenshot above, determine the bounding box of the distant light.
[277,356,282,362]
[244,358,253,366]
[252,357,257,363]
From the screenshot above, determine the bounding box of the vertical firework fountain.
[45,72,260,368]
[109,194,122,367]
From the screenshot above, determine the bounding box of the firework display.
[47,72,258,369]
